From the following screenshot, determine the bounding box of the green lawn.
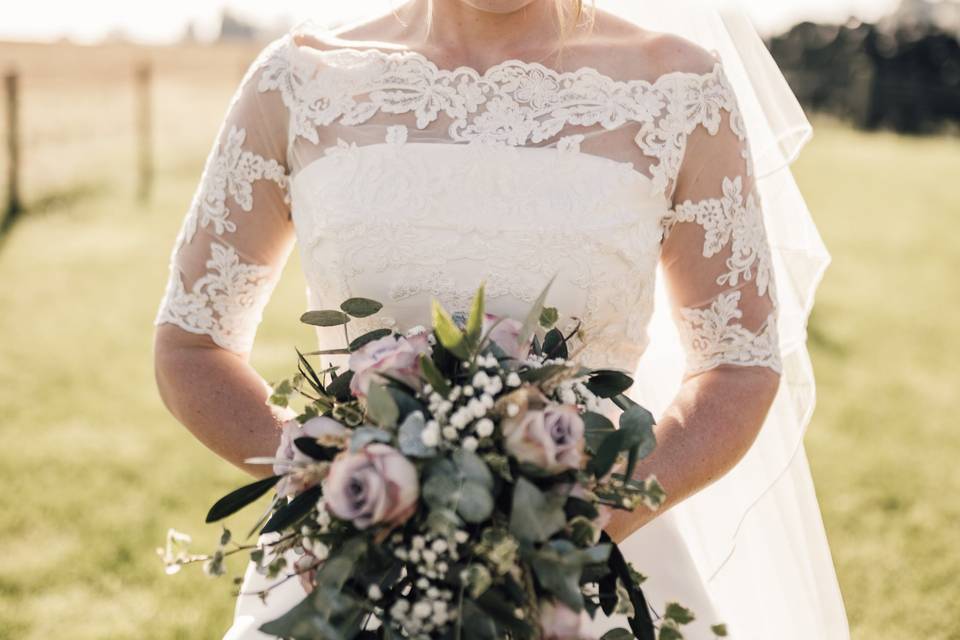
[0,114,957,639]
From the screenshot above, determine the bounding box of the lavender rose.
[273,416,349,498]
[539,600,595,640]
[348,333,431,398]
[502,402,585,473]
[324,443,419,529]
[481,312,532,360]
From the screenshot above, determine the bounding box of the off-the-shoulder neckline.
[283,23,726,88]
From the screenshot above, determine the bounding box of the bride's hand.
[295,552,319,594]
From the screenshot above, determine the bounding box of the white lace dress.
[155,25,848,640]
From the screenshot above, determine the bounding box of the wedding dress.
[155,15,849,640]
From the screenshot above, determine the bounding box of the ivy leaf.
[340,297,383,318]
[300,310,351,327]
[664,602,695,625]
[539,306,559,329]
[582,411,616,452]
[326,370,354,403]
[600,631,636,640]
[205,475,281,523]
[711,624,729,637]
[585,369,634,398]
[516,274,557,354]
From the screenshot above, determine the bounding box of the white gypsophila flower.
[449,411,468,429]
[463,437,479,452]
[450,386,461,401]
[472,371,489,387]
[431,539,448,553]
[412,535,426,549]
[463,385,474,396]
[442,426,458,441]
[468,398,486,418]
[157,528,193,575]
[476,418,495,438]
[421,421,440,447]
[480,393,495,409]
[422,549,437,565]
[506,372,521,387]
[423,383,433,395]
[416,577,430,589]
[454,530,469,544]
[413,600,433,619]
[368,584,383,600]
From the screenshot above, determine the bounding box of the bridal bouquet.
[161,280,714,640]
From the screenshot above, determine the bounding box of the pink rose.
[273,416,349,498]
[323,443,418,529]
[348,333,431,397]
[482,312,532,360]
[540,600,595,640]
[502,403,585,473]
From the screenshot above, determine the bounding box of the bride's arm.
[152,38,296,478]
[606,54,783,541]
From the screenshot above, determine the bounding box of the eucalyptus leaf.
[600,630,636,640]
[457,481,495,523]
[365,382,399,428]
[300,309,351,327]
[350,426,393,451]
[340,297,383,318]
[509,477,566,543]
[348,328,392,351]
[397,410,437,458]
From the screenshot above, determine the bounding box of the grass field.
[0,40,958,640]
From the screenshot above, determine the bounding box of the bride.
[152,0,850,637]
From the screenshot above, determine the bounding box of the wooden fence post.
[3,69,21,232]
[136,61,153,203]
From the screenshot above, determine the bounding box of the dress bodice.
[155,25,782,379]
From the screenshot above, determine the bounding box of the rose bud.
[539,600,595,640]
[324,443,418,529]
[502,403,585,473]
[348,333,431,398]
[481,312,532,360]
[273,416,348,498]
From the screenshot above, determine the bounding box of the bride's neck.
[395,0,565,67]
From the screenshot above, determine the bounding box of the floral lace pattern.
[259,38,744,199]
[180,125,288,245]
[158,32,781,375]
[663,175,774,297]
[677,291,782,374]
[156,243,276,353]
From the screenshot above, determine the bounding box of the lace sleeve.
[154,36,295,354]
[658,61,781,377]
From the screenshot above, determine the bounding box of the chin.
[456,0,543,14]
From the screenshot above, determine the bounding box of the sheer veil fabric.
[601,2,849,638]
[155,1,849,637]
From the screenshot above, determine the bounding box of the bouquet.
[160,280,722,640]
